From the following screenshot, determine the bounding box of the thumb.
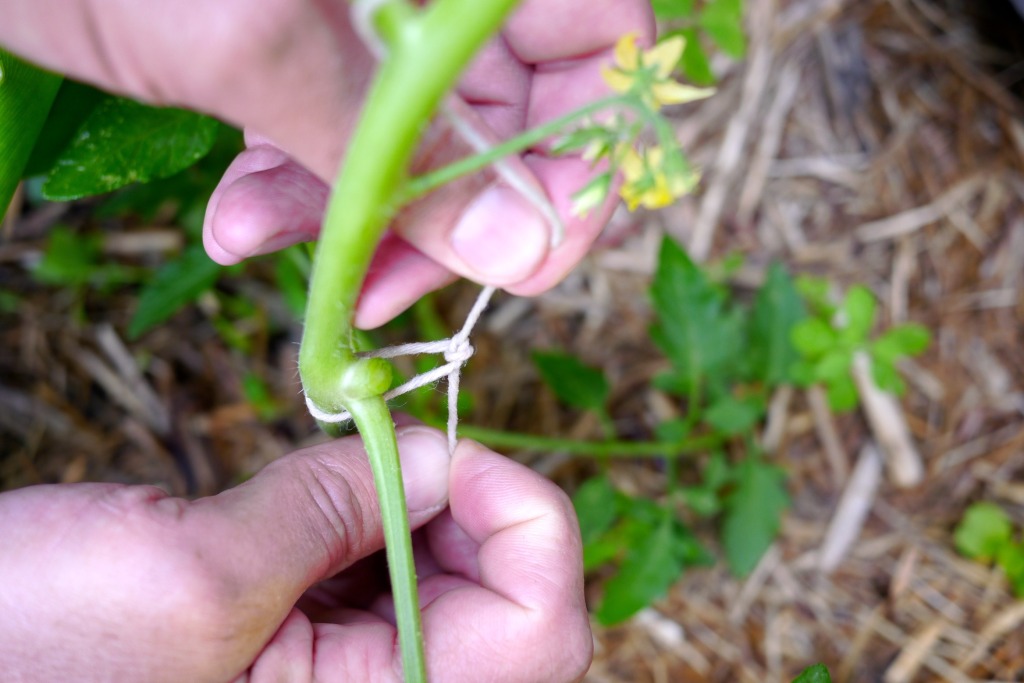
[184,425,450,616]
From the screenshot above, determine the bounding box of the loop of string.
[305,285,496,454]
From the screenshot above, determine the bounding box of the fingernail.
[396,426,450,513]
[451,186,548,283]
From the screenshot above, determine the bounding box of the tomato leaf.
[722,456,788,576]
[43,97,219,200]
[533,350,610,414]
[749,263,806,386]
[128,245,222,339]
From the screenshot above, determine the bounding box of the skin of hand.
[1,0,654,328]
[0,427,591,683]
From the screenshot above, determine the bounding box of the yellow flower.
[601,33,715,111]
[618,146,697,211]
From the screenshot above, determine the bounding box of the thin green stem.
[399,94,645,204]
[451,423,721,458]
[347,396,425,681]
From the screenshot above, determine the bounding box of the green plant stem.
[451,424,721,458]
[298,3,522,681]
[0,49,62,217]
[399,93,675,204]
[347,396,424,681]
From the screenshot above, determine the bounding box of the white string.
[305,286,496,454]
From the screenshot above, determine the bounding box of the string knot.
[445,337,474,365]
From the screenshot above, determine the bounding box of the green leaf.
[596,512,684,624]
[871,324,931,363]
[32,226,138,288]
[955,502,1014,561]
[651,0,695,19]
[128,245,222,339]
[825,374,859,412]
[0,48,62,218]
[722,457,788,576]
[532,350,610,414]
[650,237,742,396]
[813,348,852,382]
[839,285,875,344]
[655,417,691,443]
[573,476,619,546]
[791,664,833,683]
[43,97,219,200]
[705,395,764,436]
[997,543,1024,597]
[749,263,806,386]
[274,248,309,319]
[680,29,716,86]
[698,0,747,58]
[870,357,906,396]
[23,80,108,177]
[792,318,837,359]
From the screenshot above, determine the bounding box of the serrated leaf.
[792,318,837,358]
[698,0,747,58]
[722,457,788,576]
[839,285,875,344]
[749,263,806,386]
[43,97,219,200]
[128,245,222,339]
[533,350,610,414]
[596,512,684,624]
[791,664,833,683]
[705,395,764,436]
[955,502,1013,561]
[650,237,742,395]
[573,476,619,545]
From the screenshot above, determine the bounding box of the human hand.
[1,0,653,328]
[0,427,590,683]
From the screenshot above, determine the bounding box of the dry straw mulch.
[2,0,1024,680]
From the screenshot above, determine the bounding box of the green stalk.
[0,49,62,218]
[451,424,722,458]
[298,2,521,680]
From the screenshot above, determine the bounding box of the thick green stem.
[346,397,424,681]
[0,49,62,218]
[298,3,522,681]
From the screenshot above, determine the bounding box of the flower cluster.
[559,33,712,217]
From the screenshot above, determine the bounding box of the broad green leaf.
[596,513,684,624]
[128,245,222,339]
[871,324,931,363]
[651,0,695,19]
[573,476,619,545]
[722,456,788,576]
[682,452,731,517]
[749,263,806,385]
[23,80,108,177]
[43,97,219,200]
[825,375,859,412]
[681,29,716,86]
[791,664,833,683]
[698,0,747,58]
[533,351,610,414]
[955,502,1013,561]
[650,237,742,395]
[705,395,764,436]
[839,285,875,344]
[0,48,62,218]
[792,318,837,359]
